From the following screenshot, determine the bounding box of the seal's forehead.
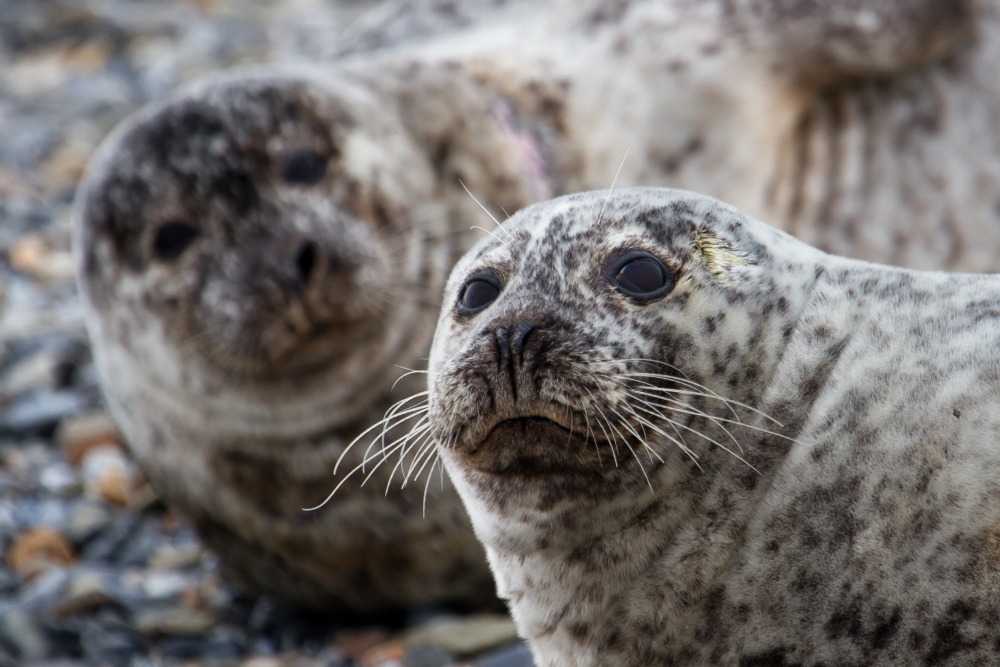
[112,77,335,169]
[466,187,741,268]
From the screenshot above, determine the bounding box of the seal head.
[77,70,449,428]
[73,70,493,611]
[429,187,818,520]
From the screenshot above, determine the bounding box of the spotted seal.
[424,186,1000,665]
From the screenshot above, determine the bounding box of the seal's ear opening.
[693,229,752,284]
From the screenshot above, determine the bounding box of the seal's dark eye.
[282,148,327,185]
[612,254,673,301]
[458,279,500,314]
[153,222,199,261]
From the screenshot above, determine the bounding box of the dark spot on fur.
[213,170,257,213]
[924,601,980,665]
[739,647,804,667]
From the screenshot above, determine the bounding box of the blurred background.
[0,2,532,666]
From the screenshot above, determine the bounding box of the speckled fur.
[429,187,1000,666]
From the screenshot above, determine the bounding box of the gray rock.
[0,606,48,661]
[113,519,165,568]
[64,500,111,544]
[155,634,242,661]
[13,497,70,530]
[49,569,121,618]
[78,619,143,667]
[0,390,86,433]
[315,646,351,667]
[476,642,535,667]
[147,543,202,571]
[403,615,519,657]
[80,513,138,561]
[133,605,216,637]
[405,643,455,667]
[0,569,19,595]
[1,348,59,397]
[0,501,18,538]
[141,570,192,600]
[38,462,79,497]
[17,567,69,611]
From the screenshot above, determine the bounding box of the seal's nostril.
[294,241,317,285]
[494,325,511,355]
[511,321,539,356]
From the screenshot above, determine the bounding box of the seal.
[424,186,1000,666]
[340,0,990,272]
[72,67,522,611]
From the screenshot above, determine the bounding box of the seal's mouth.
[486,416,571,437]
[463,414,605,476]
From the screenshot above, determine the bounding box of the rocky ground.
[0,1,532,665]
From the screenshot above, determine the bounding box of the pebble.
[16,566,69,610]
[403,643,454,667]
[64,499,112,543]
[0,606,49,660]
[55,411,123,466]
[79,445,136,506]
[142,570,192,599]
[1,390,88,434]
[360,641,405,667]
[49,570,120,618]
[7,527,74,578]
[1,347,60,397]
[148,543,203,571]
[475,642,535,667]
[134,606,217,636]
[38,461,80,496]
[334,628,391,661]
[78,620,144,667]
[403,615,519,657]
[8,235,76,281]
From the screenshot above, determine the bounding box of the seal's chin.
[462,416,604,476]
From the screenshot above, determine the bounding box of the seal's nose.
[270,238,325,291]
[494,321,540,357]
[293,240,317,285]
[510,321,538,356]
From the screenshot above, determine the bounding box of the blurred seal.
[72,68,513,611]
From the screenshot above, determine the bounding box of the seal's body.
[349,0,993,272]
[427,187,1000,666]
